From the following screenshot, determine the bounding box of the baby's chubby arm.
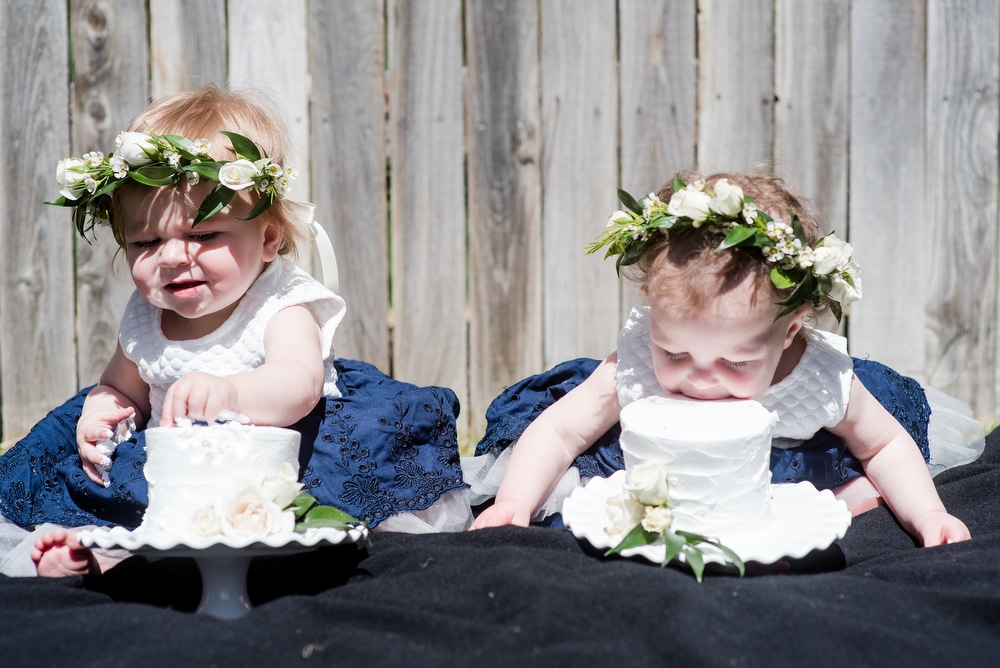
[160,305,324,427]
[472,353,622,529]
[830,376,969,547]
[77,343,150,485]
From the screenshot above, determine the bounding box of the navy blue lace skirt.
[474,357,931,490]
[0,359,467,529]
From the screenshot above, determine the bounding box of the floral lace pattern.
[474,356,930,491]
[0,359,467,530]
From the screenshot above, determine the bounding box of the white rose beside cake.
[563,395,852,577]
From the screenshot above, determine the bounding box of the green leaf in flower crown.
[718,225,756,250]
[186,162,223,180]
[770,265,796,290]
[240,192,273,221]
[130,165,180,187]
[617,187,643,216]
[220,131,263,162]
[194,183,236,224]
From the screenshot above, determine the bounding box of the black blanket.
[3,431,1000,667]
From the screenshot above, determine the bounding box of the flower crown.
[47,130,298,240]
[586,177,862,321]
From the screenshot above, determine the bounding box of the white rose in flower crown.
[811,235,854,275]
[605,492,644,541]
[708,178,744,217]
[114,131,157,167]
[641,505,674,534]
[607,210,632,227]
[56,158,88,200]
[667,186,711,223]
[260,462,303,508]
[215,480,295,539]
[623,461,671,506]
[828,261,863,305]
[219,159,260,191]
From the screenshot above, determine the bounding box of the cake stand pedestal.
[78,526,367,620]
[192,553,255,619]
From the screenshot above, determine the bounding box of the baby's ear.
[782,310,806,348]
[262,220,283,261]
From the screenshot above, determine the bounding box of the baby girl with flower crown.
[0,84,471,577]
[466,170,984,549]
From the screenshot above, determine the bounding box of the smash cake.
[81,420,366,552]
[140,421,303,542]
[618,395,778,538]
[563,395,852,569]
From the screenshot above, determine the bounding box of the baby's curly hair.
[628,170,826,317]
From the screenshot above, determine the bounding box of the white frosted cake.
[140,423,303,541]
[619,395,777,538]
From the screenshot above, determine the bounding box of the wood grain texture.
[309,0,390,370]
[848,0,927,377]
[540,0,620,366]
[774,0,849,246]
[387,0,468,412]
[923,0,1000,421]
[70,0,149,386]
[149,0,226,98]
[617,0,698,321]
[696,0,775,173]
[3,2,1000,442]
[0,0,76,440]
[465,0,543,436]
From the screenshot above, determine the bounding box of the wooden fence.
[2,0,998,449]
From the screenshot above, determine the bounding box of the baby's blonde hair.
[110,84,308,257]
[629,170,826,317]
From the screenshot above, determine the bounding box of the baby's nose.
[159,238,191,264]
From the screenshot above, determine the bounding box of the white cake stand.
[79,526,368,620]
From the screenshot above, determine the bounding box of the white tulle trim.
[373,487,474,533]
[925,386,986,476]
[461,449,581,522]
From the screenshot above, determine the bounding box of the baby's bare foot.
[31,529,99,577]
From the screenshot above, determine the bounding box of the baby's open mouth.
[165,280,206,294]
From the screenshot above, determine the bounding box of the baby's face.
[122,182,280,334]
[646,275,803,401]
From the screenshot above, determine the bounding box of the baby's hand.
[160,372,239,426]
[470,502,532,530]
[912,510,971,547]
[76,406,136,485]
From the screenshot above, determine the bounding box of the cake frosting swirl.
[141,422,302,541]
[619,395,777,539]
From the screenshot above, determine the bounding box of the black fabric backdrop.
[3,430,999,667]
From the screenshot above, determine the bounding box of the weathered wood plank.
[465,0,543,437]
[309,0,390,370]
[696,0,775,173]
[923,0,1000,422]
[70,0,149,386]
[540,0,620,365]
[774,0,850,253]
[387,0,468,417]
[617,0,698,319]
[0,0,76,441]
[848,0,927,377]
[149,0,227,98]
